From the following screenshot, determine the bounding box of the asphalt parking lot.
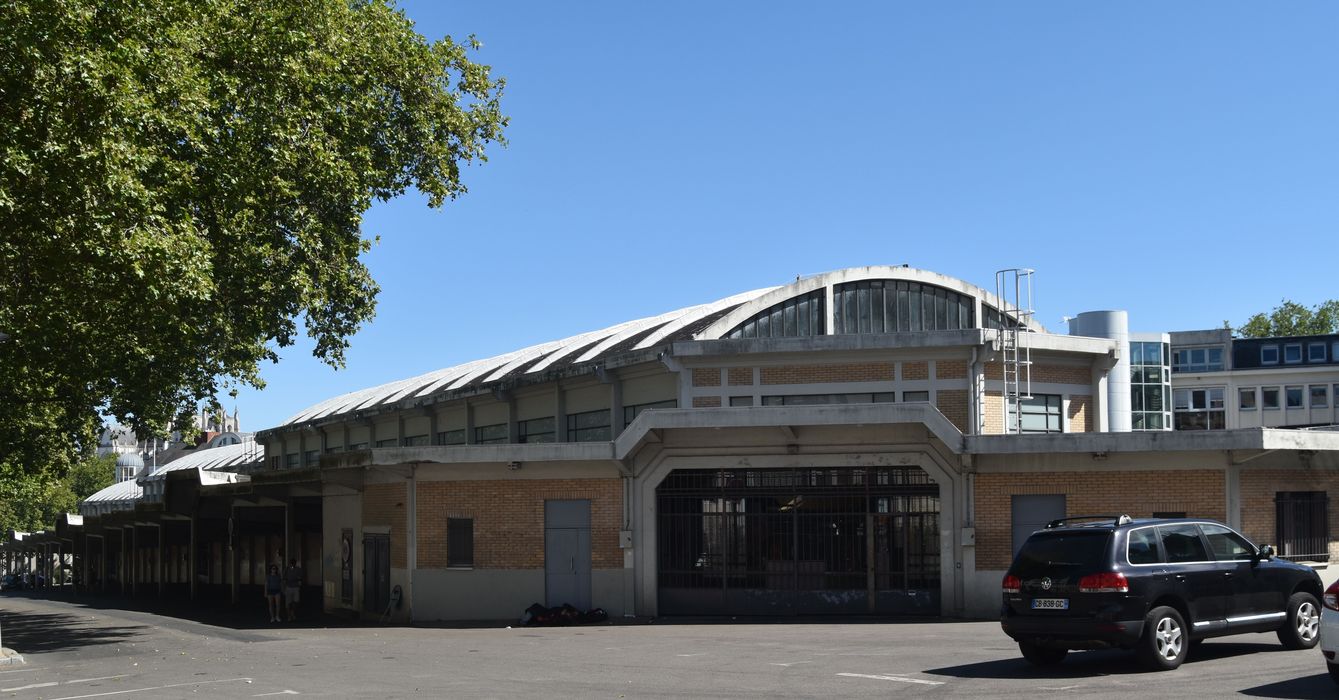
[0,593,1334,698]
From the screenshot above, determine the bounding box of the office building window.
[1132,340,1171,430]
[447,518,474,568]
[1173,387,1225,430]
[1262,387,1280,410]
[404,435,430,447]
[1309,343,1328,362]
[1171,346,1223,373]
[1310,385,1329,409]
[518,417,555,444]
[567,410,611,442]
[474,423,507,444]
[1284,344,1302,364]
[728,396,754,407]
[1009,394,1062,434]
[303,450,320,464]
[903,391,930,402]
[374,438,397,448]
[1285,386,1304,409]
[1261,346,1279,365]
[1239,388,1257,411]
[436,429,466,446]
[348,441,369,450]
[761,393,896,406]
[623,400,677,428]
[285,453,299,468]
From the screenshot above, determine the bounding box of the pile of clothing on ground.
[520,603,608,626]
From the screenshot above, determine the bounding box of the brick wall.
[984,391,1004,434]
[936,390,969,432]
[693,396,721,408]
[1033,364,1090,386]
[936,360,967,379]
[416,479,623,570]
[364,483,408,569]
[1239,469,1339,559]
[760,363,895,385]
[692,368,721,387]
[901,361,928,381]
[974,470,1225,569]
[1068,394,1093,432]
[727,367,753,386]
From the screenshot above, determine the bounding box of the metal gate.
[657,467,940,616]
[1276,491,1330,562]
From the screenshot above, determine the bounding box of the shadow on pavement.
[1240,673,1334,699]
[925,640,1286,680]
[0,608,147,654]
[3,589,375,632]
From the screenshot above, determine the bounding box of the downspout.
[407,463,417,623]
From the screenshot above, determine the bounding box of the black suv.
[1000,515,1323,671]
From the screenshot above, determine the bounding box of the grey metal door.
[545,500,591,609]
[363,534,389,613]
[1011,495,1066,556]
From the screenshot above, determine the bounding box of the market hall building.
[10,266,1339,621]
[245,266,1339,621]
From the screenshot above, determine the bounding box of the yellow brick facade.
[1239,469,1339,558]
[727,367,753,386]
[760,363,895,385]
[974,470,1226,570]
[936,390,969,432]
[693,396,722,408]
[416,479,623,570]
[935,360,967,379]
[1068,394,1093,432]
[692,368,721,387]
[901,361,928,380]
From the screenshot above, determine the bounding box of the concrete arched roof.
[81,478,143,507]
[141,440,265,481]
[275,266,1034,430]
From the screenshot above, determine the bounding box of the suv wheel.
[1277,592,1320,650]
[1137,606,1188,671]
[1018,640,1067,666]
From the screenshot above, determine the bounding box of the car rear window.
[1011,531,1111,577]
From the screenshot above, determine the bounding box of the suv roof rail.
[1045,514,1133,529]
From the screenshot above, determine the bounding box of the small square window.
[1284,344,1302,364]
[1309,343,1328,362]
[1261,345,1279,365]
[1311,385,1329,408]
[1239,388,1257,411]
[1262,387,1280,410]
[903,391,929,402]
[1286,386,1304,408]
[728,396,754,407]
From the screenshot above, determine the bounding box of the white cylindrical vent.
[1069,310,1131,432]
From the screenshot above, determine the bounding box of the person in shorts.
[283,558,303,622]
[264,564,282,622]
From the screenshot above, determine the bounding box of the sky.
[227,1,1339,432]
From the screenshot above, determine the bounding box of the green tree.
[1237,300,1339,338]
[0,0,507,478]
[0,453,113,535]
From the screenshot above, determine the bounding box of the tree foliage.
[1237,300,1339,338]
[0,0,507,476]
[0,453,115,535]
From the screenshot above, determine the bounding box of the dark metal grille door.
[657,467,939,616]
[362,534,390,613]
[1276,491,1330,562]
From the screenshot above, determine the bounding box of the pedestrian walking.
[283,558,303,622]
[265,564,282,622]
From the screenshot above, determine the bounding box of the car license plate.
[1031,598,1069,610]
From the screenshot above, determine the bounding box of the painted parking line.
[49,676,254,700]
[837,672,945,686]
[3,674,131,692]
[252,691,300,697]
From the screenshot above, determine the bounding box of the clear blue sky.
[229,1,1339,431]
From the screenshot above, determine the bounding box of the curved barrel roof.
[141,440,265,481]
[274,266,1033,431]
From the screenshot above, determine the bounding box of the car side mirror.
[1256,544,1274,561]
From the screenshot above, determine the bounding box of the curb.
[0,648,24,666]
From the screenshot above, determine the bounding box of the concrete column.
[129,527,137,597]
[157,524,165,596]
[555,384,567,442]
[100,534,107,593]
[189,516,197,600]
[229,507,238,604]
[464,401,475,445]
[406,468,417,623]
[610,375,624,438]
